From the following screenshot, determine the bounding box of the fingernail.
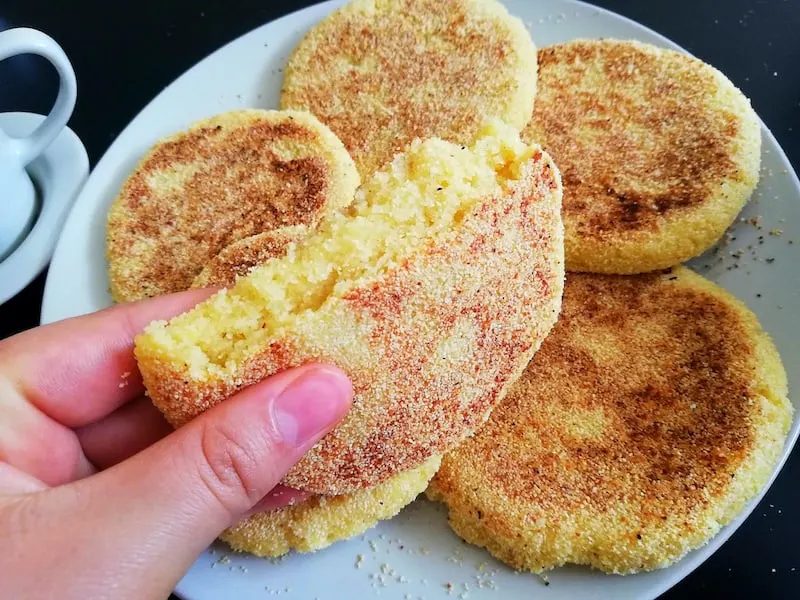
[272,367,353,447]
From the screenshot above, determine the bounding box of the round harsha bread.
[221,455,440,557]
[280,0,538,178]
[427,268,792,574]
[135,123,564,495]
[192,226,310,289]
[106,109,359,302]
[523,40,761,274]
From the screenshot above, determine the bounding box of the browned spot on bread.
[281,0,538,178]
[107,110,359,302]
[523,40,761,274]
[533,42,739,231]
[493,272,753,514]
[428,268,792,573]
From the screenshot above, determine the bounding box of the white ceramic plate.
[41,1,800,598]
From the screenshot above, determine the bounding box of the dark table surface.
[1,0,798,598]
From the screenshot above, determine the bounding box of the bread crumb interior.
[140,121,535,379]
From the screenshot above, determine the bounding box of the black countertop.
[1,0,798,598]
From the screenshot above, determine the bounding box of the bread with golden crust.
[523,40,761,274]
[427,268,791,574]
[221,455,440,557]
[107,109,359,301]
[135,122,564,495]
[281,0,538,178]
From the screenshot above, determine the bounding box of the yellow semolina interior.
[138,121,536,380]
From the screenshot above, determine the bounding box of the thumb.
[75,363,351,590]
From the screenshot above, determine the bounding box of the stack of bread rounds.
[103,0,790,576]
[426,37,785,576]
[135,122,565,495]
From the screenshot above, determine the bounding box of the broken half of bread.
[135,120,565,495]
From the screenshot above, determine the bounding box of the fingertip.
[271,365,354,449]
[312,364,354,405]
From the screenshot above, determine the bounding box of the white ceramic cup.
[0,28,76,261]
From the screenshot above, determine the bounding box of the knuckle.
[0,491,51,542]
[196,420,272,515]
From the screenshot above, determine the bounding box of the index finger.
[0,288,215,428]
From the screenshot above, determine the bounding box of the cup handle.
[0,28,77,167]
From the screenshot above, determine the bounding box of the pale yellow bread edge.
[221,455,441,557]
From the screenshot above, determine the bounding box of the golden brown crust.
[191,226,310,288]
[428,268,792,573]
[281,0,538,178]
[136,148,565,495]
[523,40,761,273]
[107,110,359,301]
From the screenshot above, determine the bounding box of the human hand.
[0,290,353,600]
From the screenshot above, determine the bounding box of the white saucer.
[0,112,88,306]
